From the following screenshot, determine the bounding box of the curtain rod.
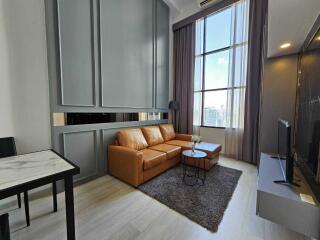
[172,0,239,32]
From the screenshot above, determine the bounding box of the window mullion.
[201,17,206,127]
[228,4,238,128]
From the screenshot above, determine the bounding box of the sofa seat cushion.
[166,140,192,150]
[117,128,148,151]
[141,126,164,146]
[159,124,176,142]
[140,149,166,170]
[149,144,181,159]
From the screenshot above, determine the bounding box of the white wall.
[0,0,51,154]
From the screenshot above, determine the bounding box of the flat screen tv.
[295,19,320,201]
[274,119,294,184]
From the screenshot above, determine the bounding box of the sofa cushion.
[117,128,148,151]
[141,126,164,146]
[140,149,166,170]
[159,124,176,142]
[165,140,192,150]
[149,144,181,159]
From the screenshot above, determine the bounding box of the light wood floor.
[0,157,310,240]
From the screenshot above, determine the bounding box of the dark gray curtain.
[173,23,195,134]
[242,0,268,164]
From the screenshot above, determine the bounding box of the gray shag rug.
[138,164,242,232]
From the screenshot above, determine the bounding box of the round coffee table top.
[182,150,207,158]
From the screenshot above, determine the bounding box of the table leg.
[17,193,21,208]
[52,181,57,212]
[182,155,186,181]
[64,176,76,240]
[203,158,206,183]
[23,191,30,226]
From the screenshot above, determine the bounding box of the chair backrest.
[0,137,17,158]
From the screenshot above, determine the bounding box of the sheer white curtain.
[225,0,249,160]
[193,19,204,135]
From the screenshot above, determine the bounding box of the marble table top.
[182,150,207,158]
[0,150,75,191]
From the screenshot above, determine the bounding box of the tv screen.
[295,38,320,175]
[295,24,320,201]
[278,119,293,183]
[278,119,290,160]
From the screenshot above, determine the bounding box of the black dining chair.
[0,137,30,226]
[0,213,10,240]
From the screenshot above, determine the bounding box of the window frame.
[195,9,247,129]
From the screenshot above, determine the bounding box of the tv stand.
[257,153,320,239]
[273,180,300,187]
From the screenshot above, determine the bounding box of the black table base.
[182,155,206,186]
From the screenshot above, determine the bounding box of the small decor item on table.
[191,135,202,153]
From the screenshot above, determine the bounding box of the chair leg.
[23,191,30,227]
[17,193,21,208]
[52,181,57,212]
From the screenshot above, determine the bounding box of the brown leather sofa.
[108,124,219,187]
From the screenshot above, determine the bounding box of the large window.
[194,2,248,128]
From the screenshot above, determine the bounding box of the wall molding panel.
[63,130,99,182]
[57,0,96,107]
[46,0,170,184]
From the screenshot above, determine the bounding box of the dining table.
[0,150,80,240]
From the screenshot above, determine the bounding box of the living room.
[0,0,320,240]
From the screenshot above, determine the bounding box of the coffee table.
[182,150,207,186]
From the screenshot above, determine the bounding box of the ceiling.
[166,0,320,58]
[268,0,320,58]
[166,0,194,10]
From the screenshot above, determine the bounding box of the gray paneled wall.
[63,130,98,182]
[46,0,169,113]
[57,0,95,107]
[45,0,170,184]
[156,0,170,109]
[100,0,154,108]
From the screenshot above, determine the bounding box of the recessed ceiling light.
[280,43,291,49]
[316,36,320,41]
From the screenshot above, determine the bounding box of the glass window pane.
[204,50,230,90]
[193,92,202,126]
[195,18,204,55]
[205,7,232,52]
[203,90,227,127]
[194,56,203,91]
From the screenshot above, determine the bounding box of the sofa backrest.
[117,128,148,151]
[159,124,176,142]
[141,126,164,146]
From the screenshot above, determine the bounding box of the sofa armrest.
[175,133,192,142]
[108,145,143,187]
